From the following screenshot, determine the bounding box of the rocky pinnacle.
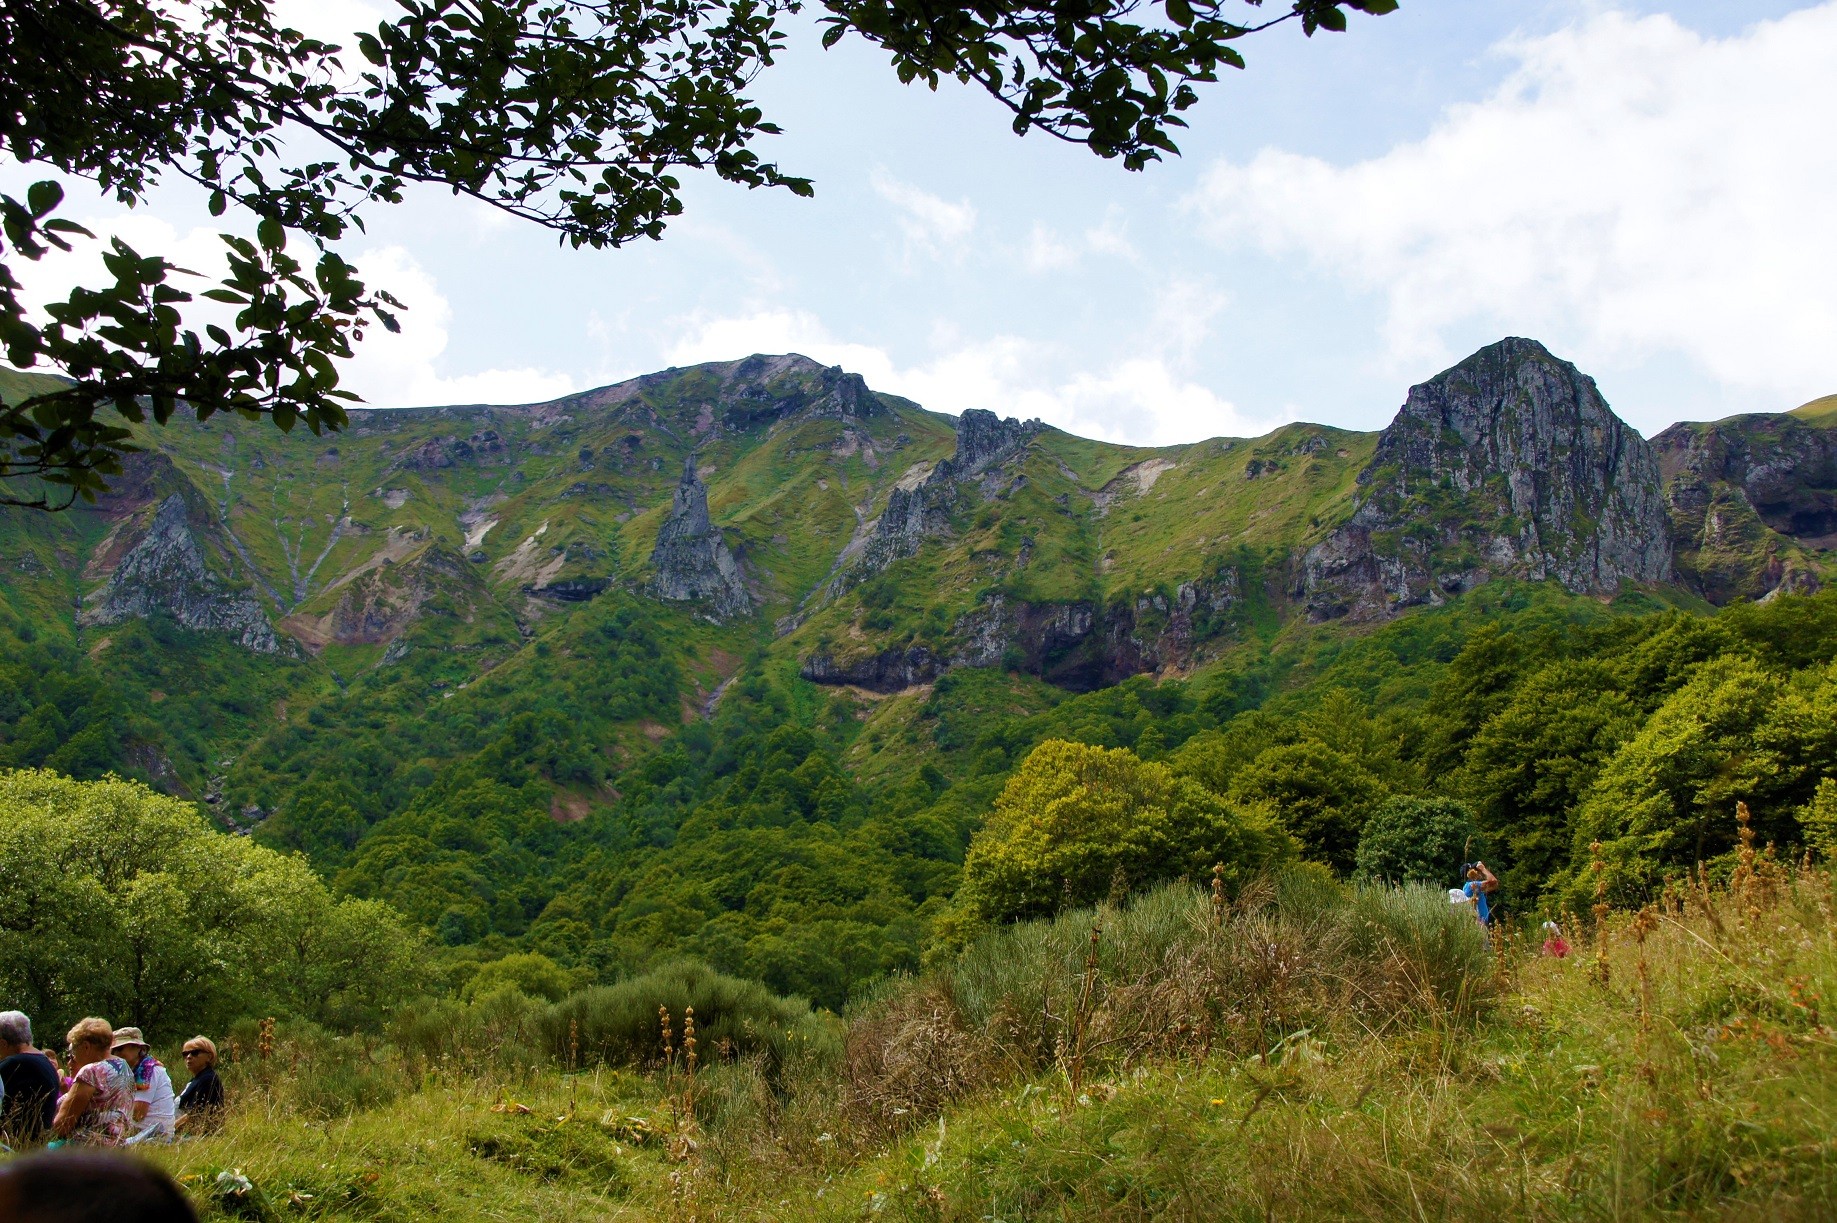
[648,455,752,619]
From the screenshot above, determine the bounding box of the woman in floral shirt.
[51,1018,133,1146]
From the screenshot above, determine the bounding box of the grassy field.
[120,848,1837,1221]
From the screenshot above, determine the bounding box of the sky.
[5,0,1835,445]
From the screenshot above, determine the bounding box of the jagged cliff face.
[856,409,1043,576]
[797,407,1277,693]
[648,457,753,620]
[0,353,935,669]
[77,465,282,654]
[1651,412,1837,603]
[1301,338,1674,621]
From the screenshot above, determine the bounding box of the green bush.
[1355,796,1479,886]
[544,960,833,1073]
[951,739,1294,931]
[1341,882,1493,1012]
[462,952,589,1003]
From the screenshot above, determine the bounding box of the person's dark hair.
[0,1151,198,1222]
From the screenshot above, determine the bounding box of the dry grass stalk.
[682,1006,698,1128]
[1058,920,1104,1115]
[1591,841,1611,987]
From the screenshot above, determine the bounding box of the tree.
[954,738,1292,927]
[1567,657,1837,905]
[1226,738,1384,874]
[0,768,426,1035]
[0,0,1395,505]
[1354,796,1475,887]
[1456,658,1639,904]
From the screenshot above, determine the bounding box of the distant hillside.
[2,339,1834,1003]
[3,337,1832,785]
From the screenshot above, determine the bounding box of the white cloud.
[870,168,976,262]
[1023,224,1080,273]
[341,247,576,406]
[1185,4,1837,405]
[1021,215,1138,273]
[663,307,1282,447]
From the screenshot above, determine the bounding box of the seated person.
[174,1037,224,1134]
[51,1019,133,1147]
[110,1028,176,1145]
[0,1011,60,1147]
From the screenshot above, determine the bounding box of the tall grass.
[25,859,1837,1220]
[833,868,1494,1144]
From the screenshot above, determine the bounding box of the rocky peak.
[648,455,752,619]
[1302,337,1673,620]
[78,492,281,652]
[855,408,1041,576]
[950,409,1040,476]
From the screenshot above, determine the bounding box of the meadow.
[138,837,1837,1221]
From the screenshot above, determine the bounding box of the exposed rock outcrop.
[859,409,1043,573]
[799,645,941,691]
[389,429,514,472]
[280,542,494,651]
[1651,412,1836,602]
[79,493,281,652]
[1301,338,1673,621]
[800,567,1252,694]
[648,456,752,619]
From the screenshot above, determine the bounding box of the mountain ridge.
[4,342,1833,694]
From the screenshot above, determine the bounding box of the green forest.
[7,579,1837,1028]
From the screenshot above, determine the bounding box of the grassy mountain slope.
[3,344,1836,1010]
[1793,392,1837,426]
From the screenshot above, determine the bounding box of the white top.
[129,1061,177,1138]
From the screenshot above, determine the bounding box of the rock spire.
[648,455,751,619]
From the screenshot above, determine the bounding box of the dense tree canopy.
[953,738,1292,928]
[0,769,425,1037]
[0,0,1394,504]
[6,584,1835,1014]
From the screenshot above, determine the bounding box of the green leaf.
[257,218,286,252]
[26,181,63,218]
[1165,0,1195,29]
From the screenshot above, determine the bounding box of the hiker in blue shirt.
[1462,861,1499,927]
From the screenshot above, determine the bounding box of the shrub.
[462,952,588,1003]
[543,960,833,1073]
[1340,881,1494,1014]
[844,872,1497,1138]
